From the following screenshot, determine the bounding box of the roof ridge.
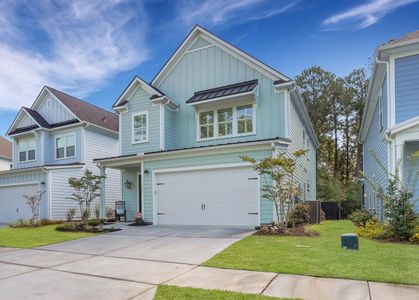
[193,79,258,95]
[46,86,117,116]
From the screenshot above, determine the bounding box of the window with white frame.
[217,108,233,137]
[378,92,383,131]
[132,112,148,143]
[237,105,253,135]
[18,138,36,162]
[198,104,255,140]
[56,134,76,159]
[199,111,214,139]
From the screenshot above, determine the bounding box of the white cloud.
[0,0,149,110]
[323,0,418,30]
[177,0,298,28]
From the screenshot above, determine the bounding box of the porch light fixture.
[124,179,132,190]
[144,169,149,174]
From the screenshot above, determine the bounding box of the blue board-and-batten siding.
[363,75,389,220]
[395,53,419,124]
[404,141,419,212]
[157,44,286,150]
[120,88,161,155]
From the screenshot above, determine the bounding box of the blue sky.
[0,0,418,135]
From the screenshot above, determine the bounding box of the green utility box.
[341,233,359,250]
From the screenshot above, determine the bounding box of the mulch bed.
[128,222,153,227]
[254,225,320,237]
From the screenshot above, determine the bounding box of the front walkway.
[0,225,417,300]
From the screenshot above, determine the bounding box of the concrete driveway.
[0,225,253,300]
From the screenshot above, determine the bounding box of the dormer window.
[132,111,148,144]
[18,138,36,162]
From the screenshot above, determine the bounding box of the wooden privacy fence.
[307,201,321,224]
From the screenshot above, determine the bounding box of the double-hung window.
[217,108,233,137]
[56,134,76,159]
[18,138,36,162]
[132,112,148,143]
[198,104,255,140]
[237,105,253,135]
[199,111,214,139]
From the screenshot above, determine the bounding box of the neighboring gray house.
[0,86,120,223]
[0,136,12,171]
[360,30,419,219]
[96,25,318,226]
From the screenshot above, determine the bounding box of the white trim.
[0,181,39,188]
[152,26,289,87]
[17,136,37,163]
[152,162,260,226]
[141,162,144,214]
[159,104,165,151]
[131,111,149,144]
[97,138,289,168]
[118,112,123,155]
[48,169,52,219]
[389,55,396,127]
[186,44,215,54]
[136,170,140,213]
[7,108,40,135]
[114,77,163,107]
[187,90,256,106]
[44,164,84,170]
[390,115,419,135]
[41,87,80,121]
[284,91,290,138]
[81,127,85,164]
[54,133,77,160]
[196,103,256,141]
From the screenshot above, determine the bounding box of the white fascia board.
[114,76,162,107]
[389,115,419,136]
[43,87,80,122]
[152,25,290,87]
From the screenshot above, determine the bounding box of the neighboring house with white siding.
[0,86,120,223]
[96,25,318,226]
[360,30,419,220]
[0,136,12,171]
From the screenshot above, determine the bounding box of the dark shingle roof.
[47,87,119,132]
[23,107,50,128]
[388,30,419,45]
[186,79,258,104]
[0,136,12,159]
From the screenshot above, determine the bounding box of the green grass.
[155,286,295,300]
[0,225,95,248]
[204,221,419,285]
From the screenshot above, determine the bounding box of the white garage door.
[0,184,38,223]
[155,166,260,226]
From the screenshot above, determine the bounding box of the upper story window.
[198,104,255,140]
[56,134,76,159]
[132,111,148,144]
[18,138,36,162]
[237,105,253,135]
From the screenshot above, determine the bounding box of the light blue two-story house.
[96,25,318,226]
[0,87,120,223]
[360,30,419,219]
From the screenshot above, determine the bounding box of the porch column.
[99,166,106,219]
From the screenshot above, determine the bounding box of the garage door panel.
[156,166,259,226]
[0,184,38,223]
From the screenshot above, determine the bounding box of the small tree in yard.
[23,191,45,223]
[68,169,103,225]
[242,149,307,227]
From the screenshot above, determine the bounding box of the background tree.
[296,66,368,213]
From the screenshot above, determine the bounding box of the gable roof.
[186,79,258,104]
[46,87,119,132]
[0,136,12,160]
[151,25,290,87]
[387,29,419,46]
[22,107,50,128]
[113,76,164,108]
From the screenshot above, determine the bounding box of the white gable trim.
[113,76,163,108]
[31,86,79,122]
[151,25,290,87]
[7,108,39,135]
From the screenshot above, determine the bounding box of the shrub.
[288,202,310,227]
[409,225,419,244]
[320,209,326,223]
[39,219,63,225]
[356,220,391,239]
[65,208,76,222]
[88,219,99,227]
[9,219,34,228]
[349,209,375,227]
[105,207,115,220]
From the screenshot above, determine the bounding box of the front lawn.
[155,286,295,300]
[0,225,95,248]
[204,220,419,285]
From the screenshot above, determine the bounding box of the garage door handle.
[248,177,258,180]
[157,213,166,215]
[248,212,259,215]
